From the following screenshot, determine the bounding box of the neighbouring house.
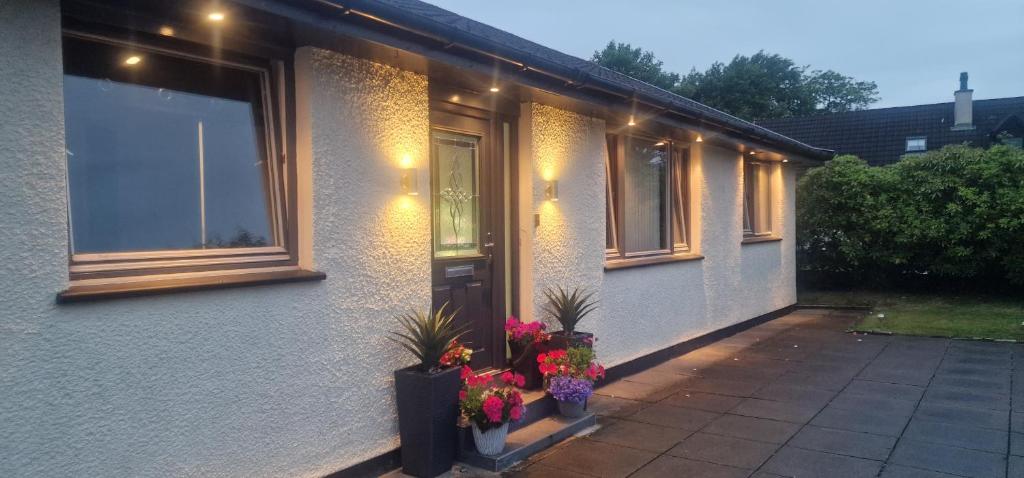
[760,73,1024,166]
[0,0,830,476]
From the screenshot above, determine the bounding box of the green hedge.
[796,145,1024,288]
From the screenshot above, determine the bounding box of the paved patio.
[506,309,1024,478]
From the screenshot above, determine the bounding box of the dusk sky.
[425,0,1023,108]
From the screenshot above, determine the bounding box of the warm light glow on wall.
[400,154,414,169]
[158,26,175,36]
[124,55,141,65]
[207,11,226,22]
[695,135,703,143]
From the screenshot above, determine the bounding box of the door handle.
[483,242,495,248]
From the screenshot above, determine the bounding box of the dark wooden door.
[430,107,507,370]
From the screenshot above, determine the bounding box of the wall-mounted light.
[544,180,559,201]
[628,115,636,127]
[158,26,175,36]
[695,134,703,143]
[489,86,500,93]
[654,141,665,147]
[207,11,226,22]
[400,168,418,195]
[124,55,142,66]
[782,159,789,163]
[749,150,757,155]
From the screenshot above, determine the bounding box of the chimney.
[953,72,974,130]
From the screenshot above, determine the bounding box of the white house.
[0,0,830,476]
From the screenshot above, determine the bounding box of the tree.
[678,51,816,120]
[592,43,879,120]
[591,41,679,91]
[804,70,880,113]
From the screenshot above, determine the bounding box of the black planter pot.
[394,365,462,478]
[508,341,546,390]
[548,331,594,350]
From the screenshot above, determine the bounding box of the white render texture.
[521,103,797,366]
[0,2,432,473]
[0,2,797,475]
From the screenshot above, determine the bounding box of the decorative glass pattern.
[432,131,480,258]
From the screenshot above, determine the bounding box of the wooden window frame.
[742,160,774,239]
[60,27,303,287]
[605,133,696,268]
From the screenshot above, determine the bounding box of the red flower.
[536,353,547,363]
[509,404,522,421]
[459,390,467,401]
[514,374,526,388]
[501,371,514,384]
[482,396,504,423]
[461,365,472,380]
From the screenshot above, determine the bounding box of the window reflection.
[62,36,276,254]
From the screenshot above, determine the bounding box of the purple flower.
[547,375,593,403]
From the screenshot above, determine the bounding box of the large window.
[62,33,293,280]
[743,160,773,237]
[606,134,690,263]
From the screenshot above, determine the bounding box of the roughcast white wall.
[0,2,431,475]
[521,104,798,366]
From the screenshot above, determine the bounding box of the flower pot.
[557,399,586,418]
[394,365,462,478]
[471,422,510,456]
[508,341,545,390]
[548,331,594,350]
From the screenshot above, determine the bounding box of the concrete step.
[457,412,596,471]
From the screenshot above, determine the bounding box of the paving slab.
[667,432,779,469]
[584,418,692,453]
[760,446,883,478]
[902,417,1009,454]
[878,464,962,478]
[810,403,913,437]
[788,425,896,460]
[660,390,745,413]
[914,402,1009,430]
[730,397,824,424]
[752,383,836,407]
[630,455,749,478]
[837,379,924,402]
[701,414,801,444]
[625,403,720,431]
[889,440,1007,478]
[534,439,656,478]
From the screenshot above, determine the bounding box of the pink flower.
[514,374,526,388]
[483,396,504,423]
[509,405,522,421]
[536,353,547,363]
[459,390,467,401]
[460,365,472,380]
[501,371,514,384]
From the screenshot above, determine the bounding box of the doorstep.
[455,389,597,471]
[456,412,597,471]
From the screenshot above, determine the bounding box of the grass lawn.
[798,289,1024,342]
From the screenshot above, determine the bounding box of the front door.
[430,107,509,370]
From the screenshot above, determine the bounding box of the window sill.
[741,236,783,245]
[56,268,326,304]
[605,253,704,271]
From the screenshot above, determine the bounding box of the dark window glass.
[62,36,276,254]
